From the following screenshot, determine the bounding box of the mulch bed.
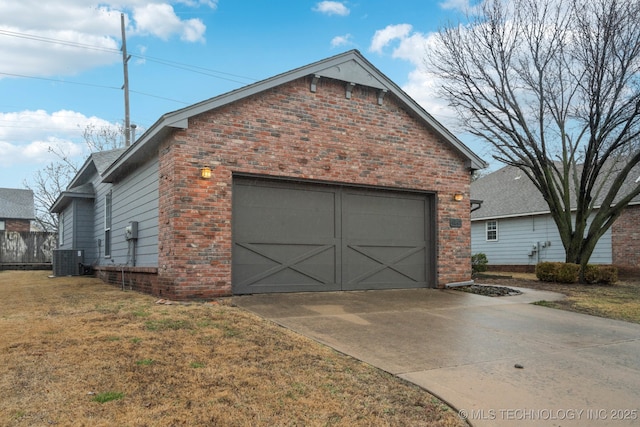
[452,284,523,297]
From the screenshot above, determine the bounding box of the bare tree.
[430,0,640,276]
[26,162,77,232]
[24,123,124,232]
[82,123,123,152]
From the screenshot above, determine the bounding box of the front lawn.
[0,271,464,427]
[478,272,640,324]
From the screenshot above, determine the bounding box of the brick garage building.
[53,50,486,299]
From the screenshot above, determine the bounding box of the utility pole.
[121,13,131,147]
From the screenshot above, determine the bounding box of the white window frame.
[58,213,64,246]
[105,190,112,258]
[486,220,498,241]
[0,219,5,231]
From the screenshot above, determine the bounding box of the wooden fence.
[0,231,57,268]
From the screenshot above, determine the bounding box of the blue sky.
[0,0,488,190]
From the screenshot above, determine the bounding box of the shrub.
[471,253,488,273]
[597,266,618,285]
[583,264,600,284]
[556,263,581,283]
[536,262,561,282]
[537,262,619,284]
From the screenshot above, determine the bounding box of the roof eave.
[50,190,95,214]
[102,49,488,182]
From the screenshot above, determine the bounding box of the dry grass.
[0,271,465,427]
[478,272,640,324]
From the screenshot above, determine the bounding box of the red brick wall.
[612,204,640,274]
[96,266,160,295]
[3,219,31,232]
[157,77,472,299]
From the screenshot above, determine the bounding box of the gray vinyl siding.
[471,213,612,265]
[93,156,159,267]
[74,198,96,263]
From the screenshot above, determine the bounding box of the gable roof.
[0,188,34,220]
[50,148,126,213]
[102,49,487,183]
[471,164,640,220]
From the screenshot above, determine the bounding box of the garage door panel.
[234,243,338,292]
[234,184,336,241]
[343,192,426,241]
[344,245,427,290]
[233,178,433,294]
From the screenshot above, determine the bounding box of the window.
[486,220,498,241]
[105,190,112,257]
[58,213,64,246]
[0,220,5,231]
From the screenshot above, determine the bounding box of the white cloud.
[439,0,482,14]
[133,3,206,42]
[0,1,210,77]
[368,24,463,132]
[313,1,350,16]
[331,34,353,48]
[177,0,218,8]
[369,24,413,54]
[0,110,119,167]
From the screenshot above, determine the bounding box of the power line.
[0,72,191,106]
[0,72,120,90]
[0,29,119,54]
[0,29,258,84]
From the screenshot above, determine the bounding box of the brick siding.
[612,204,640,275]
[3,219,31,232]
[157,76,472,299]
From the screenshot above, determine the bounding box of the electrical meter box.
[125,221,138,240]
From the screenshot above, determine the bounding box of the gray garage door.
[232,177,435,294]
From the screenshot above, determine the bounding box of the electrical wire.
[0,29,258,84]
[0,28,260,130]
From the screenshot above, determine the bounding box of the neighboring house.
[51,50,487,299]
[0,188,35,232]
[471,165,640,272]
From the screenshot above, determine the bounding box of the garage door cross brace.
[346,244,426,285]
[235,242,334,287]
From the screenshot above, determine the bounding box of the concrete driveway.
[235,287,640,426]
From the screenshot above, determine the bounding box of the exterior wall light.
[453,193,464,202]
[200,166,212,179]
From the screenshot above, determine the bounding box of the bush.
[536,262,561,282]
[583,264,600,284]
[471,253,488,273]
[537,262,619,284]
[597,266,618,285]
[556,263,581,283]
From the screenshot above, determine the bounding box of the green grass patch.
[136,358,155,366]
[132,308,151,317]
[92,391,124,403]
[190,362,206,369]
[144,318,193,331]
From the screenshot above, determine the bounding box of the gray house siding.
[93,156,159,267]
[471,213,612,265]
[74,198,96,262]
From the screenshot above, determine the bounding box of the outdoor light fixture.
[453,193,464,202]
[200,166,212,179]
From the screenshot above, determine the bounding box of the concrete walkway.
[235,287,640,426]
